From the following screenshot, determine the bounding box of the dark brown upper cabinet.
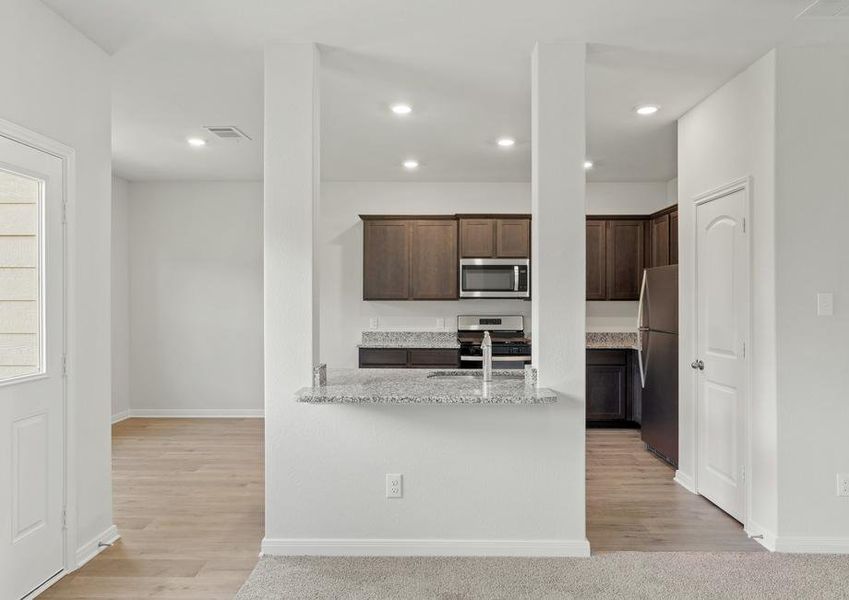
[650,213,670,268]
[410,219,458,300]
[496,219,531,257]
[646,207,678,268]
[669,210,678,265]
[362,216,457,301]
[606,220,645,300]
[459,219,495,258]
[459,216,530,258]
[586,219,607,300]
[363,219,411,300]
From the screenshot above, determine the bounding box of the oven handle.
[514,266,519,291]
[460,355,532,362]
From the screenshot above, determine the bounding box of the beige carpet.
[236,553,849,599]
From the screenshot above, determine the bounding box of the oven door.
[459,258,529,298]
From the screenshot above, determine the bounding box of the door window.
[0,169,42,381]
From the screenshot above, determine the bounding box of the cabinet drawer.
[586,349,628,366]
[408,349,459,368]
[358,348,408,368]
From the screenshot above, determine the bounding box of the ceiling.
[40,0,844,182]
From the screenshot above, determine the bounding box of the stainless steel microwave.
[459,258,530,299]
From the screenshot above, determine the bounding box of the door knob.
[691,359,704,370]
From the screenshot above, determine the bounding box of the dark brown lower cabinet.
[586,349,641,425]
[359,348,460,369]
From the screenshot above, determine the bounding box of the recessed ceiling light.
[584,160,594,170]
[496,137,516,148]
[403,159,419,170]
[635,105,660,116]
[187,137,207,147]
[391,103,413,115]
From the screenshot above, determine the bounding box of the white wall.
[111,177,130,419]
[585,181,670,215]
[0,0,114,560]
[773,45,849,547]
[320,182,532,367]
[128,182,264,415]
[678,51,778,537]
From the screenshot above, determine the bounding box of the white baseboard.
[773,536,849,554]
[673,470,696,493]
[261,537,591,557]
[75,524,120,568]
[111,410,130,424]
[123,408,264,418]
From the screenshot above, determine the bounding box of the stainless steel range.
[457,315,531,369]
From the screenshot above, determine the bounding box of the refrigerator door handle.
[637,269,648,388]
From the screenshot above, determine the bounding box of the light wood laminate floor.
[587,428,762,552]
[41,420,758,599]
[41,418,264,600]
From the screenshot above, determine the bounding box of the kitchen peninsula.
[297,368,556,404]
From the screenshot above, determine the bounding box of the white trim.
[127,408,264,418]
[773,536,849,554]
[21,570,66,600]
[673,470,697,494]
[689,175,753,529]
[0,118,78,575]
[74,525,120,568]
[111,410,130,424]
[261,537,591,557]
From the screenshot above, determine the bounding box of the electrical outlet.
[370,317,379,329]
[838,474,849,497]
[386,473,403,498]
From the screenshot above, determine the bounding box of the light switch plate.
[817,293,834,316]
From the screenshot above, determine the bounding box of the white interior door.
[695,186,749,522]
[0,134,65,599]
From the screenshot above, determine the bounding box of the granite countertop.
[297,368,556,404]
[586,331,641,350]
[357,331,460,349]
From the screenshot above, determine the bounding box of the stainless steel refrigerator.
[637,264,679,467]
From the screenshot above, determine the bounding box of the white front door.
[0,134,65,599]
[695,186,749,522]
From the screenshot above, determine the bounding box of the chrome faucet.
[481,330,493,382]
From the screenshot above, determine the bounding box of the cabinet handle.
[690,359,704,371]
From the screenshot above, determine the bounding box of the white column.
[263,43,320,539]
[531,42,586,396]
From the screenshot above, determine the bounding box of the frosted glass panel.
[0,169,41,381]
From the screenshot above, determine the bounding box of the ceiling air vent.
[203,126,252,140]
[798,0,849,18]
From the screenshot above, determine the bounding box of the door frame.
[0,118,78,580]
[690,176,753,530]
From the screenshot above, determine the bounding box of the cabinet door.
[363,220,411,300]
[606,220,645,300]
[359,348,409,368]
[650,213,670,268]
[586,220,607,300]
[459,219,495,258]
[408,349,460,368]
[410,220,458,299]
[586,365,628,421]
[669,210,678,265]
[496,218,530,258]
